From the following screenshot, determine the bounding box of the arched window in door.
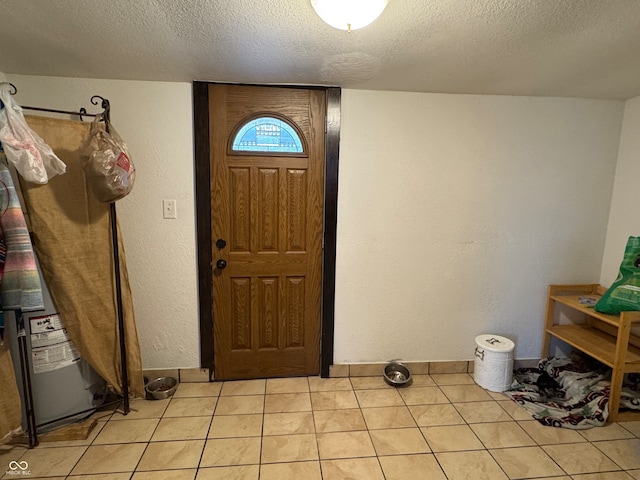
[230,115,304,153]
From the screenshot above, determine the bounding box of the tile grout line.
[403,375,446,474]
[390,376,424,480]
[590,437,633,473]
[132,396,168,474]
[193,385,218,477]
[257,379,266,480]
[19,375,640,478]
[61,398,129,478]
[308,375,325,480]
[352,377,388,479]
[417,376,504,478]
[457,389,534,479]
[462,386,574,478]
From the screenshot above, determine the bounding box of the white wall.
[335,90,623,363]
[600,95,640,286]
[4,76,625,368]
[6,74,199,369]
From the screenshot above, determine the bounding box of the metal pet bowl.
[383,361,412,387]
[145,376,179,400]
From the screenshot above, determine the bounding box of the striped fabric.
[0,158,43,312]
[0,235,5,339]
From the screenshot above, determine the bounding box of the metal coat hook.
[0,83,17,109]
[91,95,111,126]
[0,83,107,123]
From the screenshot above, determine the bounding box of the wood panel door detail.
[209,85,325,380]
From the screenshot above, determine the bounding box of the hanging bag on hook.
[83,116,135,202]
[0,83,66,184]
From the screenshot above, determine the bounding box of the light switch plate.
[163,199,177,219]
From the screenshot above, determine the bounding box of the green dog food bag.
[596,236,640,315]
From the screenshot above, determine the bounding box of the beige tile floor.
[2,373,640,479]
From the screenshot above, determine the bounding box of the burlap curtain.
[0,341,22,442]
[17,115,143,398]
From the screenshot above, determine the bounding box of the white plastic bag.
[83,117,135,203]
[0,83,66,184]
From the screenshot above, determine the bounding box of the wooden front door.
[209,84,325,380]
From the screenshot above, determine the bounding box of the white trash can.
[474,334,515,392]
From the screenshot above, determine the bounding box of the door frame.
[193,82,340,378]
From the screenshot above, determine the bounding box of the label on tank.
[30,314,80,374]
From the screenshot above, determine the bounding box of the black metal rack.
[1,82,130,447]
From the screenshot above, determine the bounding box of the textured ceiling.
[2,0,640,99]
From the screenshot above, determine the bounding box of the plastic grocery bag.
[595,236,640,315]
[83,117,135,203]
[0,83,66,184]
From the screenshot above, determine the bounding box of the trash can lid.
[475,334,515,352]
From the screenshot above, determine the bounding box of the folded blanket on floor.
[503,357,640,429]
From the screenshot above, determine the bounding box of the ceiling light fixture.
[311,0,389,33]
